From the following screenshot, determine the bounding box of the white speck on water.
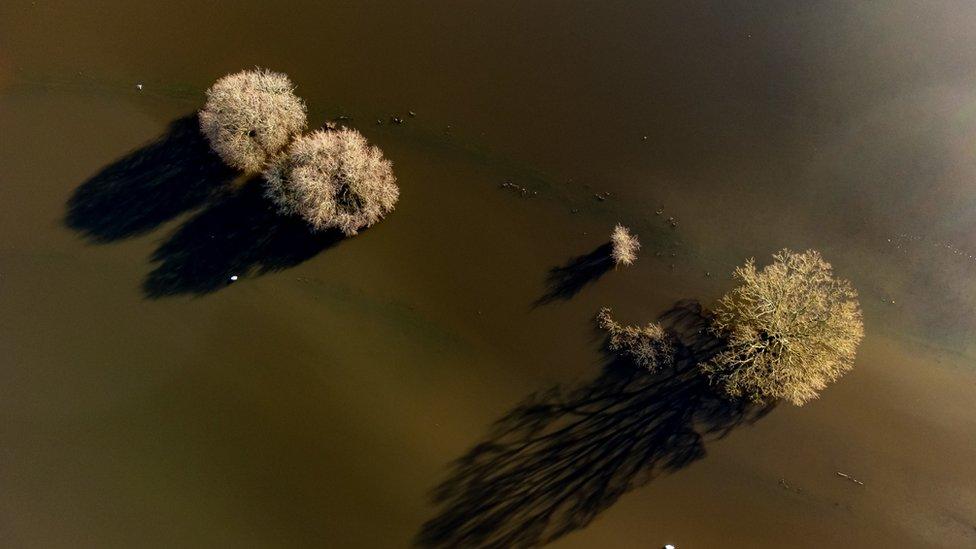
[229,275,239,282]
[664,545,676,549]
[136,83,143,90]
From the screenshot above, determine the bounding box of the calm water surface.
[1,1,975,547]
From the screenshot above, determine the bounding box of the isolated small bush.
[702,249,864,406]
[199,68,307,173]
[597,307,675,371]
[264,128,399,236]
[610,224,639,266]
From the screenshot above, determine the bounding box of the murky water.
[2,1,975,547]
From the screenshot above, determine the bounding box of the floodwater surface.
[1,1,975,547]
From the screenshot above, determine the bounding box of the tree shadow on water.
[534,243,614,306]
[65,115,234,242]
[62,113,342,297]
[143,180,343,298]
[416,300,774,548]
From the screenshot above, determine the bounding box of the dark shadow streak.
[416,300,774,548]
[143,180,343,298]
[534,243,613,306]
[61,113,343,297]
[65,115,234,242]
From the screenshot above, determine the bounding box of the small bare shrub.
[199,68,307,173]
[263,128,399,236]
[702,249,865,406]
[610,224,639,266]
[597,307,675,370]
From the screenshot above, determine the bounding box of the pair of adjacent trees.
[601,236,865,406]
[199,68,398,236]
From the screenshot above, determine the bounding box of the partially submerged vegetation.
[610,224,639,266]
[702,249,864,406]
[198,69,398,235]
[597,307,674,371]
[264,128,399,236]
[599,249,863,406]
[199,68,307,173]
[197,71,861,408]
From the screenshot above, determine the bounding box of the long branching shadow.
[534,244,614,306]
[143,180,343,298]
[65,115,233,242]
[416,300,773,548]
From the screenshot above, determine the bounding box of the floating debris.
[642,136,648,141]
[667,216,678,228]
[779,478,803,493]
[391,116,403,124]
[376,119,383,125]
[135,83,143,91]
[887,232,976,263]
[229,275,239,282]
[836,471,864,486]
[655,208,664,215]
[408,110,416,117]
[500,180,536,197]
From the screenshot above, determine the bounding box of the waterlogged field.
[1,2,975,547]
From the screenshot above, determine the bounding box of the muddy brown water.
[2,1,975,547]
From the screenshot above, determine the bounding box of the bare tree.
[702,249,865,406]
[597,307,675,371]
[610,224,639,266]
[199,68,307,173]
[263,128,399,236]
